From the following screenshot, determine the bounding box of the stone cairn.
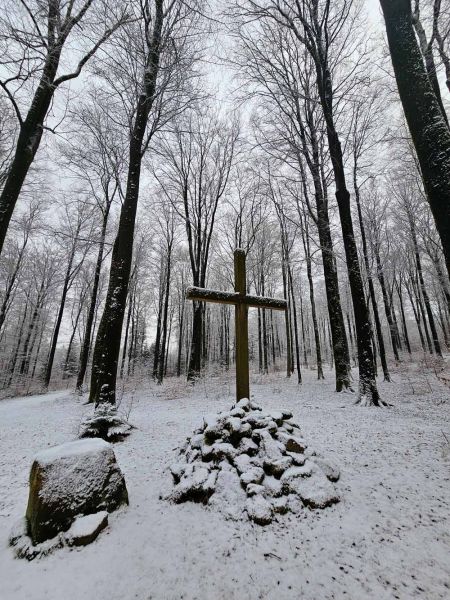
[166,398,340,524]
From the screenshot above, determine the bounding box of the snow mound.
[165,398,340,524]
[79,403,133,442]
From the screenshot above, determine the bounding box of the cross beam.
[186,248,287,401]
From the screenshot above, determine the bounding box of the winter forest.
[0,0,449,599]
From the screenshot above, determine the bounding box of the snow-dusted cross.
[186,248,287,401]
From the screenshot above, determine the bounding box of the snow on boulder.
[10,438,128,558]
[165,399,340,525]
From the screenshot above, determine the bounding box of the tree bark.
[380,0,450,279]
[89,0,164,406]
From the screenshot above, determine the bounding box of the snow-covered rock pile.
[166,398,340,524]
[10,438,128,559]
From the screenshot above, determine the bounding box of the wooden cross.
[186,248,287,401]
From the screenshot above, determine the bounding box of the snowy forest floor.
[1,361,449,600]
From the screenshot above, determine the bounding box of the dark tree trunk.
[405,278,426,352]
[354,178,391,380]
[302,120,351,390]
[176,299,185,377]
[380,0,450,280]
[76,212,109,392]
[0,49,62,256]
[375,248,400,362]
[301,223,324,379]
[89,0,164,406]
[282,261,292,377]
[0,235,28,336]
[6,295,29,387]
[318,74,381,402]
[44,246,77,387]
[187,301,204,381]
[414,275,434,353]
[120,289,133,380]
[288,266,302,384]
[396,279,412,355]
[157,249,172,384]
[152,275,164,380]
[408,214,442,356]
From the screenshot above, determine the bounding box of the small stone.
[272,496,288,514]
[234,453,252,474]
[280,423,294,433]
[240,466,265,486]
[236,398,250,411]
[246,484,265,496]
[286,451,306,466]
[312,457,340,482]
[186,447,200,463]
[282,410,293,420]
[259,430,283,462]
[238,438,258,456]
[190,434,204,450]
[277,432,307,453]
[289,470,339,508]
[239,422,252,437]
[264,455,293,477]
[249,401,262,411]
[230,407,246,418]
[225,417,242,434]
[65,511,108,547]
[246,495,272,525]
[204,417,225,442]
[170,462,186,483]
[269,411,284,426]
[281,463,314,485]
[210,442,236,461]
[264,475,283,497]
[209,469,246,520]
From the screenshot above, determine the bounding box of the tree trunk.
[76,212,109,391]
[375,248,400,362]
[380,0,450,280]
[43,242,77,387]
[0,44,63,256]
[89,0,164,406]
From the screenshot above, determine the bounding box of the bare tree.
[0,0,130,255]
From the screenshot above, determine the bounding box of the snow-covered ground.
[1,364,449,600]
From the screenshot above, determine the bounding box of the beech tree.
[380,0,450,280]
[89,0,204,406]
[0,0,130,256]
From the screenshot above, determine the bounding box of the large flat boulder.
[26,438,128,545]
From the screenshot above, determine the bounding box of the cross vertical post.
[234,249,249,401]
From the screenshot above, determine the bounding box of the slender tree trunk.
[396,279,412,355]
[354,178,391,380]
[157,247,172,384]
[76,212,109,391]
[288,266,302,384]
[43,245,77,387]
[374,248,400,362]
[405,278,426,352]
[408,216,442,356]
